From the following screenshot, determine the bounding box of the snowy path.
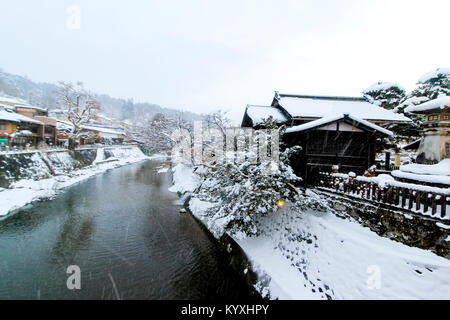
[236,205,450,300]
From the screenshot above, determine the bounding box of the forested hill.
[0,68,203,122]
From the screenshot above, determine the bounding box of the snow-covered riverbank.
[0,146,153,218]
[169,163,450,300]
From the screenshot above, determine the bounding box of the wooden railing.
[319,172,450,220]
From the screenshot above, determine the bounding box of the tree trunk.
[68,138,76,151]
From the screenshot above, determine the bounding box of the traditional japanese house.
[0,105,45,147]
[14,104,57,145]
[283,114,393,184]
[0,96,57,146]
[242,92,412,184]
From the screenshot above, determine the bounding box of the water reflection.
[0,160,257,300]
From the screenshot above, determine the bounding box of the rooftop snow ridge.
[276,92,367,102]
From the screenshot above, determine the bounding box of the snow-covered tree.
[129,113,193,155]
[362,82,406,110]
[392,68,450,139]
[413,68,450,100]
[191,118,328,238]
[121,98,135,120]
[397,68,450,114]
[56,81,101,150]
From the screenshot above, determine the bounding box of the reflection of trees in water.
[49,195,95,265]
[126,161,171,190]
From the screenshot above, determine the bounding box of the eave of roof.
[285,113,393,136]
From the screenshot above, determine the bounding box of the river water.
[0,160,257,299]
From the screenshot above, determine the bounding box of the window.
[443,115,450,120]
[45,126,54,134]
[428,115,438,121]
[0,123,6,130]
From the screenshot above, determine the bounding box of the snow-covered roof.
[418,68,450,84]
[402,138,421,150]
[274,93,411,122]
[404,96,450,113]
[81,125,125,136]
[285,113,393,136]
[362,82,405,93]
[0,95,28,105]
[56,119,73,130]
[14,104,48,112]
[245,105,288,125]
[0,109,44,125]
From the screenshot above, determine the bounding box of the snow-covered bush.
[362,82,406,110]
[192,144,303,238]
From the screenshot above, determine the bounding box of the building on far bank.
[0,96,57,147]
[0,105,44,147]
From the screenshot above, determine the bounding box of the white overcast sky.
[0,0,449,121]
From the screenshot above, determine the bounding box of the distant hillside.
[0,68,203,123]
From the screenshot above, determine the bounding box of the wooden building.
[0,96,57,146]
[14,105,57,145]
[283,114,392,184]
[0,105,45,147]
[241,92,409,184]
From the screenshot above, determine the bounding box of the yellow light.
[277,200,285,208]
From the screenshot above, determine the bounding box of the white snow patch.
[400,159,450,176]
[236,205,450,300]
[168,163,201,194]
[404,96,450,113]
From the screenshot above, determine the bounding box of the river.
[0,160,257,299]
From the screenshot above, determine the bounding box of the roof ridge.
[246,104,275,108]
[278,93,367,102]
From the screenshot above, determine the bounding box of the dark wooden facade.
[283,117,382,185]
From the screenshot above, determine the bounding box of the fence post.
[415,191,421,211]
[385,152,391,171]
[440,195,447,218]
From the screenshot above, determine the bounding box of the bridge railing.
[318,172,450,220]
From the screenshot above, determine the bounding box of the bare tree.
[127,112,193,155]
[204,110,231,136]
[56,81,101,150]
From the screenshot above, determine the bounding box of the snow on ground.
[400,159,450,176]
[169,164,450,300]
[236,203,450,300]
[391,170,450,186]
[0,147,149,218]
[168,163,201,194]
